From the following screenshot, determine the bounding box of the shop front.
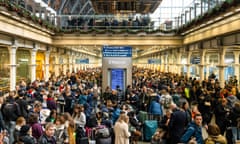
[16,49,31,83]
[0,47,10,94]
[36,51,45,80]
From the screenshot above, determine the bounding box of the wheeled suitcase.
[232,127,240,144]
[96,136,112,144]
[144,120,158,141]
[79,137,89,144]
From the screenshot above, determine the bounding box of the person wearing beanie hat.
[19,125,36,144]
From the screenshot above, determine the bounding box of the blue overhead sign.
[76,58,89,64]
[102,46,132,57]
[148,59,161,64]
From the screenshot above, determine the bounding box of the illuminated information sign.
[102,46,132,57]
[111,69,124,90]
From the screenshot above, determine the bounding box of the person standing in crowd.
[63,85,75,115]
[0,97,5,133]
[139,86,149,111]
[38,123,56,144]
[54,116,69,144]
[16,89,29,119]
[2,91,21,144]
[149,96,163,120]
[205,124,227,144]
[18,125,36,144]
[114,114,131,144]
[160,87,172,115]
[168,103,187,144]
[62,113,75,144]
[215,98,230,135]
[13,117,26,143]
[28,113,44,140]
[180,113,204,144]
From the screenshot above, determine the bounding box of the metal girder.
[71,0,81,14]
[58,0,67,14]
[78,0,91,14]
[86,8,94,15]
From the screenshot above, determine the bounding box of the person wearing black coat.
[168,104,187,144]
[19,125,36,144]
[16,90,29,119]
[215,98,230,135]
[226,102,240,144]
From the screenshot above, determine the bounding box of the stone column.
[9,45,17,91]
[72,55,76,73]
[205,54,210,79]
[169,53,174,73]
[31,48,37,82]
[218,47,226,88]
[186,52,192,78]
[45,50,50,81]
[234,51,239,82]
[199,49,206,81]
[54,54,59,77]
[164,54,168,72]
[176,53,182,75]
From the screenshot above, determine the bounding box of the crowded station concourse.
[0,0,240,144]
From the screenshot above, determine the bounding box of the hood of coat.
[206,135,227,144]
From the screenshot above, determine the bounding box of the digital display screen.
[111,69,125,90]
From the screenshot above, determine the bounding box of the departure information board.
[111,69,125,90]
[102,46,132,57]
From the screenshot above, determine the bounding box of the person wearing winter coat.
[18,125,36,144]
[149,96,163,116]
[168,104,187,144]
[180,113,204,144]
[54,116,69,144]
[38,123,56,144]
[114,114,131,144]
[205,124,227,144]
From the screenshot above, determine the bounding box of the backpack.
[161,95,172,108]
[2,102,20,121]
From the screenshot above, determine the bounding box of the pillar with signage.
[102,46,132,92]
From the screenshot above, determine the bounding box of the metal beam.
[58,0,67,14]
[71,0,81,14]
[79,1,90,14]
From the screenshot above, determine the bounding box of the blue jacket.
[78,94,87,105]
[180,122,204,144]
[149,100,163,115]
[112,108,121,125]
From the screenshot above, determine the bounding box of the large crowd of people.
[0,67,239,144]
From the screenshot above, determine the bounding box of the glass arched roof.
[150,0,226,29]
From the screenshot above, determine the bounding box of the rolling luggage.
[79,137,89,144]
[96,136,112,144]
[144,120,158,141]
[232,127,240,144]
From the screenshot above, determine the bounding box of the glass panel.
[0,47,10,94]
[16,49,31,83]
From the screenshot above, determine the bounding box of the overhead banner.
[76,58,89,64]
[102,46,132,57]
[148,59,161,64]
